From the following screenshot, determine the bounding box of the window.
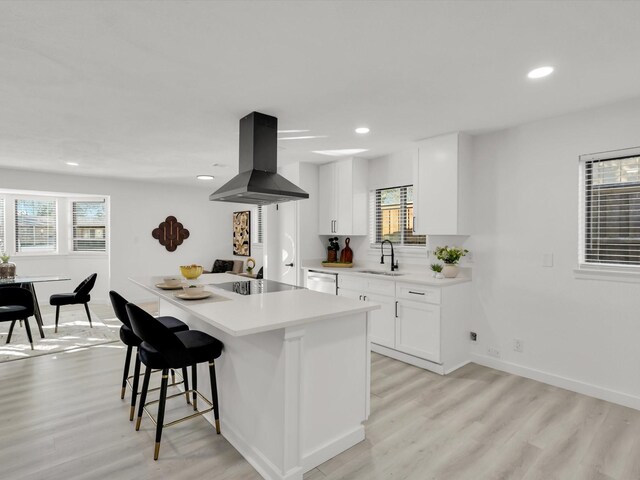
[580,150,640,267]
[370,185,426,246]
[15,198,57,253]
[0,196,5,254]
[72,200,107,252]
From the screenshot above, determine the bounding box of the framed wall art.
[233,210,251,256]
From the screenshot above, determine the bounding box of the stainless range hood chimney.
[209,111,309,205]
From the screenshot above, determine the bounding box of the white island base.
[158,298,370,480]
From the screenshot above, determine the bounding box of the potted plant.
[434,246,468,278]
[327,237,340,263]
[430,263,444,279]
[0,251,16,280]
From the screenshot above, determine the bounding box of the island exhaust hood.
[209,111,309,205]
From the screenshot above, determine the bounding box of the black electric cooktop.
[213,279,304,296]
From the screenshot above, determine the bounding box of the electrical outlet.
[487,347,501,358]
[470,331,477,341]
[513,339,523,353]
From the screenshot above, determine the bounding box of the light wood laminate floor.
[1,323,639,479]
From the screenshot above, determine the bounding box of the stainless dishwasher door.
[306,270,338,295]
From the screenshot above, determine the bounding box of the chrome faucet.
[380,240,399,271]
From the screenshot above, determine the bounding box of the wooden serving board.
[321,262,354,268]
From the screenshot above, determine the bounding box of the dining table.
[0,275,71,338]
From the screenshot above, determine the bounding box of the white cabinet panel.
[366,293,396,349]
[414,132,472,235]
[317,158,368,236]
[396,299,441,363]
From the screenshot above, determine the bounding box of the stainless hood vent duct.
[209,111,309,205]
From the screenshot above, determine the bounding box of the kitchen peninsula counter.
[130,274,378,480]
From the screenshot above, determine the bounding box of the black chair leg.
[154,369,170,460]
[121,345,133,399]
[6,320,16,344]
[208,360,220,434]
[130,350,141,421]
[23,318,34,350]
[83,303,93,328]
[191,364,198,411]
[136,365,152,431]
[54,306,60,333]
[182,367,190,405]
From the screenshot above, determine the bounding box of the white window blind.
[15,198,57,253]
[581,152,640,267]
[0,196,5,254]
[72,200,107,252]
[369,185,426,246]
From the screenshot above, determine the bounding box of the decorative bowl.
[182,284,205,296]
[180,264,203,279]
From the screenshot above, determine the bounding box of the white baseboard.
[471,353,640,411]
[302,425,365,473]
[220,420,303,480]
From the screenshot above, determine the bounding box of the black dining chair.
[0,287,35,350]
[50,273,97,333]
[126,303,223,460]
[109,290,191,420]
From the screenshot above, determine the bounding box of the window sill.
[574,266,640,283]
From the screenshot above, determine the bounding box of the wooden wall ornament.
[233,211,251,256]
[152,216,190,252]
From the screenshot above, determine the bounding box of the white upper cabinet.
[414,132,472,235]
[318,157,368,235]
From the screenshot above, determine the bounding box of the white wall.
[0,168,239,304]
[469,96,640,408]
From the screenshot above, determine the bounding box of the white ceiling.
[2,1,640,187]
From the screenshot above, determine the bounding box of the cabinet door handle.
[359,295,362,300]
[363,295,367,301]
[408,291,425,296]
[334,220,337,233]
[395,300,398,318]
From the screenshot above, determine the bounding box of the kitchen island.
[130,274,379,480]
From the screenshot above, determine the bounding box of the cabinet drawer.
[396,283,441,304]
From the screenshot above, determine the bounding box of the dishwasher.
[306,270,338,295]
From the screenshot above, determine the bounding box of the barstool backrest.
[126,303,191,366]
[0,287,35,316]
[108,290,132,328]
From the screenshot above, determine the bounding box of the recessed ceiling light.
[278,129,310,133]
[196,175,215,180]
[527,66,554,79]
[355,127,370,134]
[278,135,327,141]
[313,149,368,157]
[66,161,79,166]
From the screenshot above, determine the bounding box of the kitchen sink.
[358,270,404,276]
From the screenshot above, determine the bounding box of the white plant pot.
[442,264,459,278]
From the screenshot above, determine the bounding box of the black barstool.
[109,290,191,420]
[126,303,223,460]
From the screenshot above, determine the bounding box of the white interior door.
[264,202,299,285]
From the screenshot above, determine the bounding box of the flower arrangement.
[0,253,9,263]
[434,246,468,265]
[327,237,340,251]
[430,263,443,273]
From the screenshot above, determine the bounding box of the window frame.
[369,184,426,249]
[69,198,109,255]
[13,195,59,256]
[578,146,640,275]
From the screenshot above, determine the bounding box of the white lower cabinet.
[396,299,440,363]
[339,273,470,375]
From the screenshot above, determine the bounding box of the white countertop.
[130,273,379,337]
[303,264,471,287]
